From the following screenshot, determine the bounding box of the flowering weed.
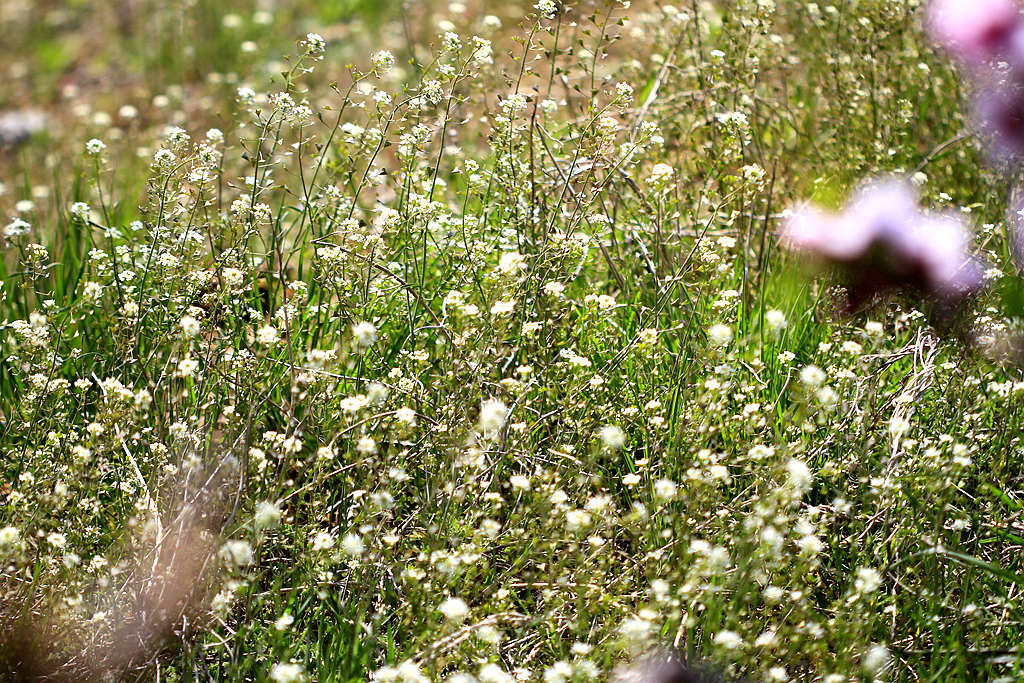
[1,1,1024,681]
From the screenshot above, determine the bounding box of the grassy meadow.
[1,0,1023,681]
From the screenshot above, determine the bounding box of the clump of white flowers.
[648,162,675,188]
[853,567,883,595]
[257,325,280,346]
[438,596,470,621]
[302,32,326,59]
[477,398,508,434]
[708,323,733,347]
[219,540,254,569]
[352,321,379,349]
[270,661,306,683]
[371,49,396,75]
[764,308,787,334]
[69,201,91,223]
[599,425,626,450]
[713,630,743,650]
[254,501,283,532]
[535,0,558,18]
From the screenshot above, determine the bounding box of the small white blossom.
[438,596,470,621]
[713,630,743,650]
[478,398,508,433]
[862,644,891,676]
[179,315,200,338]
[270,662,306,683]
[599,425,626,450]
[257,325,280,346]
[854,567,883,594]
[352,321,379,349]
[371,50,396,75]
[800,364,826,387]
[219,539,254,568]
[254,501,283,532]
[708,323,733,347]
[765,309,787,334]
[342,533,365,556]
[85,138,106,155]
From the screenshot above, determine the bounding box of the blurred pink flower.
[926,0,1024,163]
[928,0,1023,65]
[784,182,917,261]
[783,179,984,311]
[974,81,1024,159]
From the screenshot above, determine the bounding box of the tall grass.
[1,1,1023,681]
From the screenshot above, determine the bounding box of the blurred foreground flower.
[612,652,739,683]
[782,179,984,316]
[973,80,1024,159]
[928,0,1024,66]
[0,456,236,680]
[928,0,1024,161]
[0,109,47,150]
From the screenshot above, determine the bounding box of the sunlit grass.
[1,1,1023,682]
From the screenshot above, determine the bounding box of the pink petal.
[909,216,983,295]
[782,206,877,261]
[928,0,1022,63]
[847,179,920,235]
